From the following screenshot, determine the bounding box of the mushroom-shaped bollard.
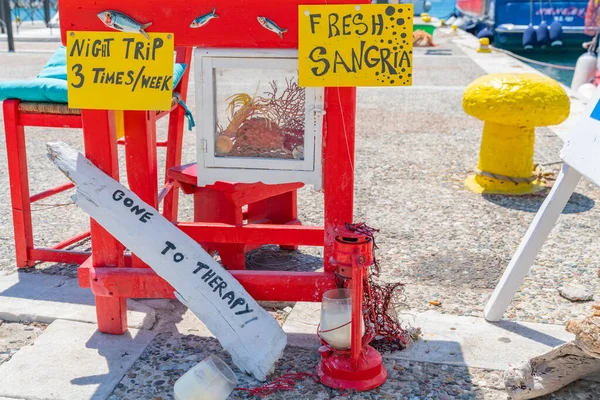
[463,73,570,194]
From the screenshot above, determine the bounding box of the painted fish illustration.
[190,8,218,28]
[97,10,152,40]
[257,16,287,39]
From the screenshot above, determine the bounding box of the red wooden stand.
[56,0,368,335]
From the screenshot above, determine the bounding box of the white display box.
[194,48,325,188]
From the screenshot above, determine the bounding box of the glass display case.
[195,49,325,188]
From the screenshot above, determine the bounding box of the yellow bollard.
[463,73,570,195]
[477,38,492,53]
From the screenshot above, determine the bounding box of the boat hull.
[456,0,591,51]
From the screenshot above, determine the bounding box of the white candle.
[320,288,364,350]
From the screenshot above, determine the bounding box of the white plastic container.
[571,52,597,91]
[319,288,365,350]
[577,82,597,103]
[174,355,238,400]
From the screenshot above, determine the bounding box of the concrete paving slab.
[413,55,487,87]
[391,311,573,369]
[0,273,155,329]
[0,319,155,400]
[283,303,600,382]
[150,301,214,336]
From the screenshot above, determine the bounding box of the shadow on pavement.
[483,191,595,214]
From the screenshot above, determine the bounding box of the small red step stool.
[168,163,303,269]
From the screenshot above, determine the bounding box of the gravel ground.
[1,39,599,399]
[0,320,46,366]
[109,332,600,400]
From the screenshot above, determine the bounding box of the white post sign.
[560,87,600,186]
[47,141,286,381]
[485,86,600,322]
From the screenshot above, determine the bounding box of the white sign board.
[561,86,600,187]
[47,142,286,381]
[484,89,600,322]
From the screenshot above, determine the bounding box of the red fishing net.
[236,372,319,396]
[344,222,411,353]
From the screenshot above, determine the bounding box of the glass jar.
[319,288,365,350]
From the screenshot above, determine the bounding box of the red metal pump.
[316,226,387,391]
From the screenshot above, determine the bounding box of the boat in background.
[454,0,591,51]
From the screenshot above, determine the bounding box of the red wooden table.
[59,0,367,334]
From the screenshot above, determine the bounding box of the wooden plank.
[87,267,336,302]
[47,141,286,381]
[3,100,34,268]
[162,46,193,222]
[30,182,75,203]
[81,109,127,334]
[177,222,323,246]
[125,110,158,269]
[561,86,600,187]
[81,109,125,268]
[78,254,134,288]
[58,0,370,48]
[323,87,356,272]
[484,164,582,322]
[19,113,83,129]
[30,248,91,264]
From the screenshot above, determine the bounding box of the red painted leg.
[124,110,158,269]
[194,187,246,269]
[218,243,247,270]
[3,100,34,268]
[247,190,300,251]
[95,296,127,333]
[82,109,127,334]
[163,47,193,222]
[162,105,185,222]
[323,88,356,272]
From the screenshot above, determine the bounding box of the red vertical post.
[124,110,158,269]
[323,87,356,272]
[247,191,300,251]
[81,109,127,334]
[163,47,193,222]
[3,100,35,268]
[351,248,363,370]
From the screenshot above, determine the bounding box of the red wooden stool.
[3,47,192,269]
[168,163,303,270]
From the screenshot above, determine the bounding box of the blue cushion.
[37,46,67,80]
[173,63,187,88]
[0,78,68,103]
[0,45,188,103]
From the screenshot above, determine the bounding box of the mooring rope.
[491,46,577,70]
[474,168,537,184]
[459,41,577,70]
[529,0,534,26]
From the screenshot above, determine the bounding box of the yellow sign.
[298,4,413,87]
[66,31,174,110]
